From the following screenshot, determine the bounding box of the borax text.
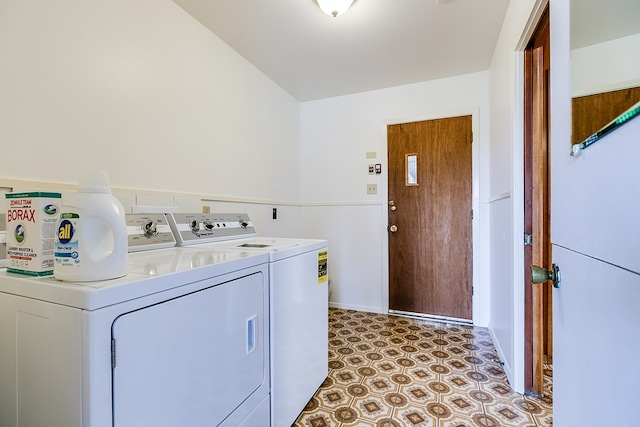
[7,209,36,222]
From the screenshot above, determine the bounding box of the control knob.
[142,220,158,237]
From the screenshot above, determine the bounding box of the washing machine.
[0,213,271,427]
[168,213,329,427]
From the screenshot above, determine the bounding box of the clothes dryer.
[168,213,329,427]
[0,213,270,427]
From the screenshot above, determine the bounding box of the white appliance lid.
[0,248,267,310]
[233,237,328,262]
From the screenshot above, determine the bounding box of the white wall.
[0,0,301,208]
[571,33,640,97]
[299,72,491,325]
[0,0,492,326]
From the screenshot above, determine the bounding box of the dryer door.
[111,272,266,427]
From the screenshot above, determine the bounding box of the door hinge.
[524,233,533,246]
[111,338,116,369]
[471,209,474,220]
[472,286,474,296]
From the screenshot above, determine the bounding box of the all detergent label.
[55,213,81,269]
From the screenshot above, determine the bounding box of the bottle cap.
[78,170,111,194]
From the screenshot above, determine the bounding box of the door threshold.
[388,309,472,326]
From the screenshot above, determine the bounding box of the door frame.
[524,6,551,395]
[511,0,549,393]
[381,109,482,324]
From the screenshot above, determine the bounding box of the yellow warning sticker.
[318,250,328,284]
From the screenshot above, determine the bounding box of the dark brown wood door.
[387,116,472,320]
[572,86,640,144]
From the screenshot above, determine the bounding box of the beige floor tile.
[293,309,552,427]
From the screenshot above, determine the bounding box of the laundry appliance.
[168,212,329,427]
[0,213,6,268]
[0,213,271,427]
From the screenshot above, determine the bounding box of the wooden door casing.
[524,7,550,396]
[387,116,472,321]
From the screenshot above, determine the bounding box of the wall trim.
[328,301,383,314]
[202,196,299,206]
[489,327,513,389]
[1,178,79,193]
[0,177,298,206]
[300,201,384,207]
[488,191,511,202]
[1,177,386,208]
[571,78,640,98]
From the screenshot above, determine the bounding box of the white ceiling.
[172,0,510,101]
[171,0,640,102]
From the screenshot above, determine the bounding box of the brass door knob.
[530,264,561,288]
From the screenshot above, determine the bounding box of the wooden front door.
[387,116,473,321]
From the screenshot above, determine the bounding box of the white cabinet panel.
[0,294,82,427]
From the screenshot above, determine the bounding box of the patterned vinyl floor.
[294,308,552,427]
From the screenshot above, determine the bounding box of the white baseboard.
[489,326,515,391]
[328,301,382,314]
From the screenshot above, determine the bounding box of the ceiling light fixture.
[316,0,354,17]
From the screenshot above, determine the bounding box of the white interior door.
[551,117,640,425]
[551,3,640,423]
[551,246,640,426]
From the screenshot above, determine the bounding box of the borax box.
[5,192,61,276]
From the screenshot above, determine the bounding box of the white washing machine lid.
[0,247,267,310]
[214,237,327,262]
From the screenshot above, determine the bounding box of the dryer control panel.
[126,213,176,252]
[168,213,256,245]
